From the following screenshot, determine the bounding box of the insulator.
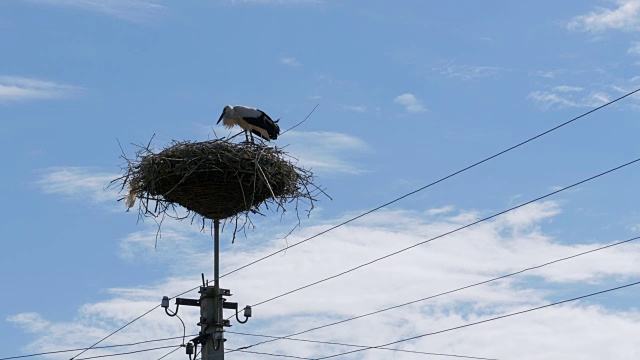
[243,305,252,318]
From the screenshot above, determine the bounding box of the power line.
[156,345,182,360]
[219,87,640,280]
[67,306,160,359]
[34,88,639,360]
[232,349,316,359]
[61,87,639,359]
[1,335,198,360]
[226,235,640,353]
[192,348,315,360]
[316,280,640,359]
[74,344,182,360]
[249,157,640,308]
[67,283,201,360]
[227,330,499,360]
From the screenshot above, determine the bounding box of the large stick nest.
[111,137,327,239]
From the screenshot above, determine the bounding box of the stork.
[217,105,280,143]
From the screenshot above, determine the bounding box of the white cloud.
[528,88,611,110]
[118,219,215,273]
[497,201,561,233]
[426,205,456,216]
[567,0,640,32]
[553,85,584,92]
[629,42,640,54]
[528,91,579,109]
[279,56,302,67]
[26,0,166,21]
[433,62,510,80]
[394,93,427,113]
[532,70,560,79]
[284,130,370,175]
[627,223,640,232]
[591,91,612,104]
[529,69,640,111]
[0,76,80,102]
[8,203,640,359]
[36,167,120,205]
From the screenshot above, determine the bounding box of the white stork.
[217,105,281,142]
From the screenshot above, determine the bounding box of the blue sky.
[2,0,640,359]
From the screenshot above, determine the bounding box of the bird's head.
[217,105,233,124]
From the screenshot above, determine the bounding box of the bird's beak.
[217,112,225,124]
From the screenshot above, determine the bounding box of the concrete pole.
[200,219,224,359]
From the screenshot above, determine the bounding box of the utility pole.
[200,219,225,359]
[162,218,252,360]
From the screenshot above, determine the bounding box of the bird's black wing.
[256,109,275,123]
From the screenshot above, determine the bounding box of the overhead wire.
[74,344,182,360]
[248,157,640,308]
[227,330,499,360]
[66,283,201,360]
[0,334,198,360]
[232,349,316,359]
[156,345,183,360]
[218,87,640,280]
[52,87,640,359]
[225,235,640,353]
[315,280,640,359]
[68,305,160,359]
[191,348,315,360]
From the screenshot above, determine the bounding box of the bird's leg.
[244,130,250,142]
[249,131,255,143]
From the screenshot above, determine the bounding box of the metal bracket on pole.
[222,301,238,310]
[176,298,200,307]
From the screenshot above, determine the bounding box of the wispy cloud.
[433,62,510,80]
[279,56,302,67]
[9,203,640,359]
[26,0,166,22]
[36,167,120,205]
[532,70,563,79]
[553,85,584,92]
[628,41,640,55]
[426,205,456,216]
[567,0,640,32]
[0,76,80,102]
[528,86,611,110]
[394,93,427,113]
[284,131,370,175]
